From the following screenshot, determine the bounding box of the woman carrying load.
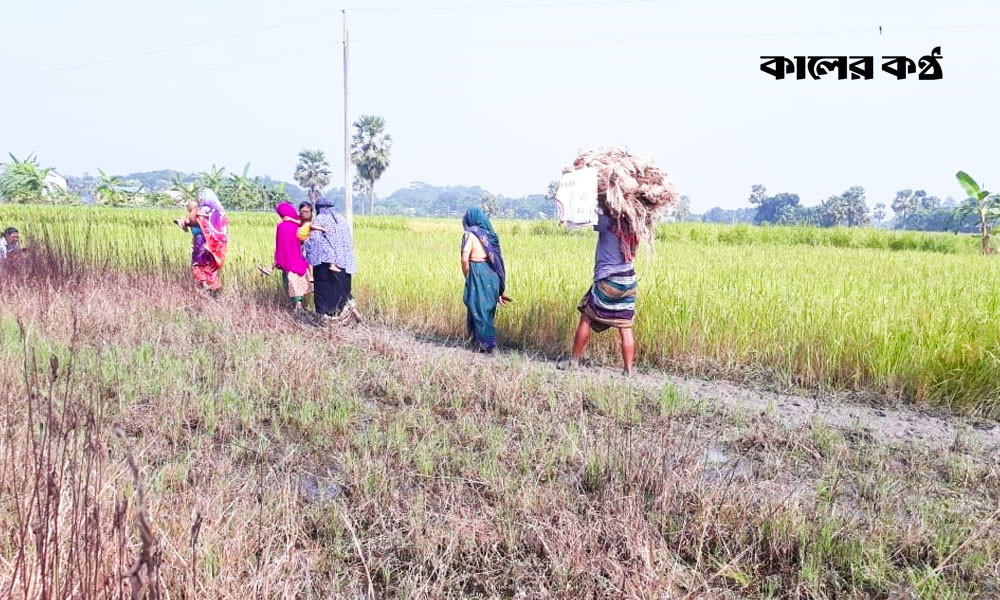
[175,189,228,293]
[561,201,638,375]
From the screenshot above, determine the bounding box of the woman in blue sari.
[460,208,509,353]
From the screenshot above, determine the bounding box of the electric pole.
[343,9,353,231]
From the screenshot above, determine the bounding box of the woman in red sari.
[175,189,228,292]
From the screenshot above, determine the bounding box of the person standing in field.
[304,197,360,322]
[260,201,313,311]
[461,207,508,353]
[174,189,228,293]
[560,202,638,375]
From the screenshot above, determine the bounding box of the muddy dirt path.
[335,322,1000,453]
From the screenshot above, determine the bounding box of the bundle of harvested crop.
[563,147,679,260]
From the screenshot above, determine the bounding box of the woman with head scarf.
[460,207,509,353]
[260,201,313,310]
[304,197,359,321]
[175,189,228,292]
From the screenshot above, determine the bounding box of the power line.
[345,0,671,11]
[12,0,996,81]
[349,21,1000,44]
[885,22,1000,33]
[352,27,875,45]
[11,10,337,78]
[43,20,1000,96]
[63,42,338,96]
[8,1,669,78]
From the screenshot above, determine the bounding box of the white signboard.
[555,167,599,227]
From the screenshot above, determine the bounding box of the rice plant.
[3,204,998,416]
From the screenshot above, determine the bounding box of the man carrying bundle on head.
[555,147,678,376]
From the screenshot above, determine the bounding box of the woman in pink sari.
[260,202,312,310]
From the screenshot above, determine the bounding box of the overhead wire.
[64,42,338,96]
[11,10,338,78]
[7,0,996,96]
[344,0,672,11]
[8,0,677,79]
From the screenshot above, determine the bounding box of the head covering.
[304,199,357,274]
[274,202,309,275]
[314,197,341,220]
[462,208,499,247]
[198,189,228,234]
[462,207,506,295]
[194,188,228,270]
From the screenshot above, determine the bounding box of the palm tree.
[294,150,331,201]
[352,172,370,198]
[955,171,999,255]
[0,153,51,203]
[351,115,392,214]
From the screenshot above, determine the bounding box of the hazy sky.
[2,0,999,212]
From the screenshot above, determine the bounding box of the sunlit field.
[4,204,1000,598]
[5,204,999,416]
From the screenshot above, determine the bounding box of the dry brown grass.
[1,253,998,598]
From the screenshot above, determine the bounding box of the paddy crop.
[4,204,999,416]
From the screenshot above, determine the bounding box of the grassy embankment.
[4,205,998,416]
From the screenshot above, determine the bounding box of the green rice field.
[5,205,999,417]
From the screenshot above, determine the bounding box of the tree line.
[5,133,995,238]
[692,183,985,234]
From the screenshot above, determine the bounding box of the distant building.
[44,170,68,194]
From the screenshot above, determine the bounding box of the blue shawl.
[462,207,506,295]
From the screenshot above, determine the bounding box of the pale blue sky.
[2,0,999,212]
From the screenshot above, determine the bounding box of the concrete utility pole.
[343,9,353,231]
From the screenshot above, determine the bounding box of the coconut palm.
[955,171,1000,255]
[294,150,331,201]
[351,115,392,214]
[0,153,51,203]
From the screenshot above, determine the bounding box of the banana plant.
[223,163,256,210]
[197,164,227,193]
[0,153,51,203]
[170,174,199,204]
[94,168,126,207]
[955,171,1000,255]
